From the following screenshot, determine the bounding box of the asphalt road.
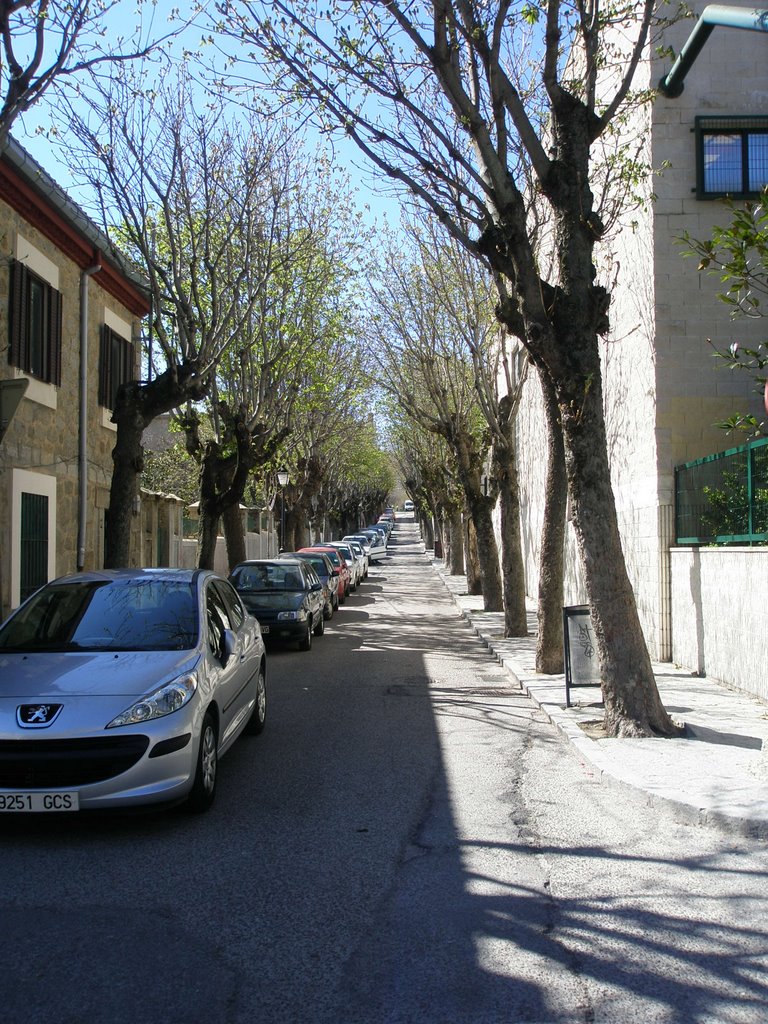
[2,521,768,1024]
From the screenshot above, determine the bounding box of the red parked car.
[298,546,352,604]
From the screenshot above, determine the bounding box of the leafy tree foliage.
[681,191,768,438]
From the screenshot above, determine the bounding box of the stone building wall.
[0,203,142,614]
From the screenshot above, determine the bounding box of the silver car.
[0,568,267,814]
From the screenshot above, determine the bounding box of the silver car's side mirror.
[221,628,237,666]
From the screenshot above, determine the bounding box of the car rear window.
[298,555,328,577]
[232,564,305,591]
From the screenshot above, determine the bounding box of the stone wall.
[0,210,142,613]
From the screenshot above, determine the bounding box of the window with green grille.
[20,492,49,602]
[675,438,768,544]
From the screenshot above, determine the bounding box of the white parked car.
[359,528,386,563]
[341,537,369,579]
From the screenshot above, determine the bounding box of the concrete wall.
[180,529,278,575]
[671,547,768,702]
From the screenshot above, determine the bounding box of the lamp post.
[277,470,289,551]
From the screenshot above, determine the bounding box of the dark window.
[212,579,245,630]
[206,583,231,659]
[696,116,768,199]
[99,325,135,409]
[8,260,62,385]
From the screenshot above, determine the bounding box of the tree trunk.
[493,434,528,637]
[197,509,220,569]
[105,368,207,568]
[447,508,464,575]
[422,514,434,549]
[536,367,567,672]
[284,507,304,552]
[465,517,482,595]
[106,397,146,568]
[449,432,504,611]
[464,497,502,610]
[557,350,678,737]
[222,503,246,571]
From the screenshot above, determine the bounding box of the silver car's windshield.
[0,579,198,652]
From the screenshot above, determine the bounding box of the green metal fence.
[675,436,768,544]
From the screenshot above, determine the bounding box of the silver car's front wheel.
[187,712,218,813]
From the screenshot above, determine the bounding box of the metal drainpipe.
[78,253,103,571]
[659,5,768,97]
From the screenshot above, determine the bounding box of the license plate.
[0,792,79,812]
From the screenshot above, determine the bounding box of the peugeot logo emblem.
[17,704,63,728]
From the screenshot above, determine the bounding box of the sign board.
[563,604,602,708]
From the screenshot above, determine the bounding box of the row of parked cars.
[228,518,394,652]
[0,514,396,816]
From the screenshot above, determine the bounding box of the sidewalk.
[434,561,768,838]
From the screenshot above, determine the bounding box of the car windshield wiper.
[0,640,87,653]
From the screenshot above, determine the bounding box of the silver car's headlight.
[277,609,306,621]
[107,674,198,728]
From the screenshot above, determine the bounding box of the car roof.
[45,568,207,586]
[279,550,331,564]
[231,559,303,570]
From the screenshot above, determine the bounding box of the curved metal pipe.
[659,5,768,98]
[78,253,102,571]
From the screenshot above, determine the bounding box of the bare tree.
[370,225,504,610]
[0,0,174,146]
[401,217,530,634]
[213,0,678,737]
[62,66,293,566]
[182,155,365,570]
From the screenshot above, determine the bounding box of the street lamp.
[277,470,289,551]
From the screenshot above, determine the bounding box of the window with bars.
[8,260,63,386]
[99,325,135,410]
[695,116,768,199]
[20,491,49,602]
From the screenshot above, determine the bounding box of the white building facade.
[515,4,767,687]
